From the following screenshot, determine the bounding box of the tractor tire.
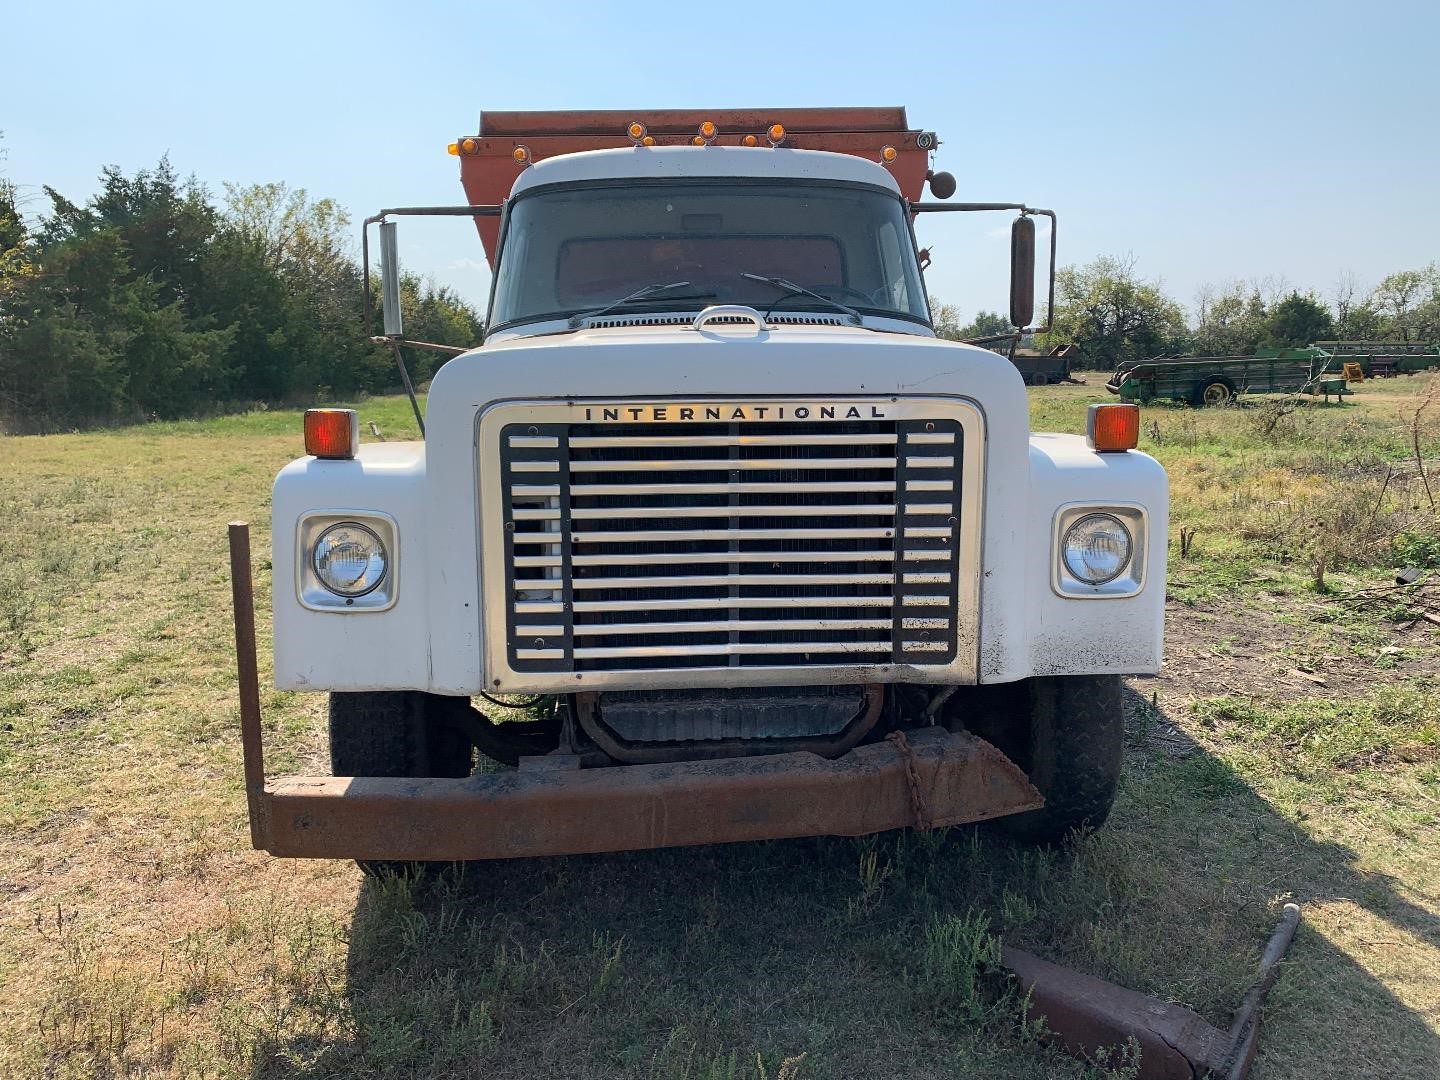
[962,675,1124,846]
[328,691,475,878]
[1192,376,1236,408]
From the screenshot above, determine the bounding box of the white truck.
[229,108,1167,868]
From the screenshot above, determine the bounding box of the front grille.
[493,406,967,679]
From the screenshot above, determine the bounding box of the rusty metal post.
[228,522,268,848]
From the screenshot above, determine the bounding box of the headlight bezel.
[1051,503,1147,598]
[297,511,398,612]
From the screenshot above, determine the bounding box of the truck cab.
[250,109,1168,866]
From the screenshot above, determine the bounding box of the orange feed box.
[454,108,935,265]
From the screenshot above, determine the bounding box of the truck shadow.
[255,686,1440,1079]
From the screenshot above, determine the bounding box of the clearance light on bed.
[512,145,531,165]
[881,145,898,164]
[627,121,647,143]
[767,123,786,146]
[304,409,358,460]
[1086,403,1140,453]
[742,134,759,147]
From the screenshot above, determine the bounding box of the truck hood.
[440,324,1025,405]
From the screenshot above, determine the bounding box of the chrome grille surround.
[477,398,984,693]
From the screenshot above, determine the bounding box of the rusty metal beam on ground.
[255,728,1041,861]
[1003,902,1302,1080]
[1003,947,1227,1079]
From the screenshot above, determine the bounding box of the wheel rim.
[1203,383,1232,406]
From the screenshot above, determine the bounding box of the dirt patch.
[1148,596,1440,708]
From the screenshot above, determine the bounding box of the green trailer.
[1311,341,1440,377]
[1106,348,1349,406]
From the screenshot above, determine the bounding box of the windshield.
[489,180,930,330]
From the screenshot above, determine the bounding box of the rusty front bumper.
[230,523,1042,861]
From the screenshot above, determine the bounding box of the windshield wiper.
[567,281,698,328]
[740,272,863,325]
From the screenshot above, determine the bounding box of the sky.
[5,0,1438,322]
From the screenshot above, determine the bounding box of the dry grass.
[1,379,1438,1078]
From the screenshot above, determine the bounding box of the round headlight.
[313,522,388,597]
[1062,513,1133,585]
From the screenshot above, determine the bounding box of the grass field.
[2,373,1438,1079]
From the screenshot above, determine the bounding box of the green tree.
[1192,282,1269,356]
[1265,291,1335,348]
[222,181,388,396]
[1038,255,1186,368]
[928,300,1012,342]
[1371,266,1440,342]
[396,273,485,382]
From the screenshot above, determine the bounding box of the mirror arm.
[357,205,503,436]
[361,205,504,337]
[368,337,468,356]
[910,203,1057,336]
[1031,208,1057,336]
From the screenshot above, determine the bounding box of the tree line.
[4,151,1438,431]
[934,254,1440,367]
[0,155,482,431]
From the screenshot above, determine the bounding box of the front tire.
[328,691,474,779]
[964,675,1124,846]
[328,692,475,878]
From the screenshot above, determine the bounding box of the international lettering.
[577,404,889,422]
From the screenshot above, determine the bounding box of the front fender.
[271,443,433,690]
[999,434,1168,680]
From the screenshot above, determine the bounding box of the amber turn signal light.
[1086,403,1140,453]
[304,409,359,460]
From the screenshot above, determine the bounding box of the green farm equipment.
[1106,347,1349,407]
[1311,341,1440,377]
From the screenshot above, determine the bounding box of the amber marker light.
[1086,403,1140,453]
[742,134,758,147]
[641,135,656,146]
[698,120,717,141]
[767,123,786,145]
[881,145,898,164]
[512,144,531,164]
[460,137,479,155]
[627,121,647,142]
[691,135,706,145]
[446,141,459,156]
[304,409,359,460]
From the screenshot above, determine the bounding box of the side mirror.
[379,220,403,338]
[1009,215,1035,330]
